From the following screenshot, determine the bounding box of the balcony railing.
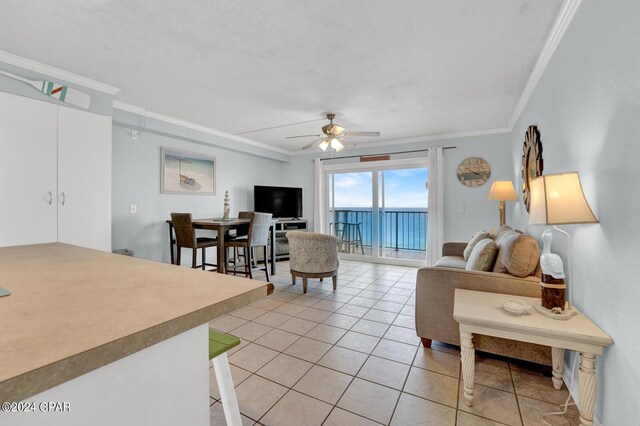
[330,208,427,251]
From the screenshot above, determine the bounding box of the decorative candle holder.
[222,190,230,220]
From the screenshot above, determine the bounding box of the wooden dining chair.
[224,212,272,281]
[170,213,217,270]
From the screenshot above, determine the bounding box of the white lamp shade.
[488,181,517,201]
[318,140,329,151]
[528,172,598,225]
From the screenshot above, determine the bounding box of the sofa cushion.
[433,256,468,269]
[463,230,491,261]
[465,238,498,272]
[493,232,540,277]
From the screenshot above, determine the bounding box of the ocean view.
[331,207,428,251]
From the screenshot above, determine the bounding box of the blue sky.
[332,167,429,208]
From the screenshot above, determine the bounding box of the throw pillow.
[493,233,540,277]
[489,225,513,240]
[463,230,491,261]
[465,238,498,272]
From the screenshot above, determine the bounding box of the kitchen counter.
[0,243,268,404]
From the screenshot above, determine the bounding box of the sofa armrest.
[415,267,540,346]
[442,242,467,257]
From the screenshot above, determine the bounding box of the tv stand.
[253,219,308,263]
[275,219,307,260]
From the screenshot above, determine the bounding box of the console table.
[453,289,613,426]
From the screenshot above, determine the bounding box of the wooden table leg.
[578,352,597,426]
[216,230,225,274]
[551,347,565,390]
[168,224,175,265]
[460,328,475,407]
[270,225,276,276]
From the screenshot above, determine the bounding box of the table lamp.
[528,172,598,318]
[488,181,518,226]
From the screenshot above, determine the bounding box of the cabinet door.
[57,107,112,251]
[0,92,58,247]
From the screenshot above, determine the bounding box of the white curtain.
[313,158,325,233]
[427,147,444,265]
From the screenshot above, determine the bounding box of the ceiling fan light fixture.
[319,139,330,151]
[330,137,343,150]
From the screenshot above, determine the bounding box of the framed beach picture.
[161,148,216,195]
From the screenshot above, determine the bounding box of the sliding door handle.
[47,191,53,205]
[60,192,66,206]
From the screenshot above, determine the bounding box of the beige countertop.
[0,243,269,402]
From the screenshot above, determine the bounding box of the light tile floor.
[209,260,580,426]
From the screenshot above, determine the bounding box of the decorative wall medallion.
[456,157,491,187]
[521,125,544,212]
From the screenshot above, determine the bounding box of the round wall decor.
[521,125,544,212]
[456,157,491,187]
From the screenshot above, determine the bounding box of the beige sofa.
[415,241,552,366]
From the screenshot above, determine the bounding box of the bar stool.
[209,329,242,426]
[340,222,365,254]
[224,212,272,281]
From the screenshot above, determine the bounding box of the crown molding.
[507,0,582,130]
[288,127,511,156]
[113,101,291,156]
[0,50,120,95]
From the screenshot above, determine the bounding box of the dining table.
[166,218,277,275]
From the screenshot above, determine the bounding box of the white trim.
[324,157,429,268]
[563,359,603,426]
[323,157,428,172]
[289,127,511,156]
[507,0,582,129]
[113,101,291,156]
[0,50,120,95]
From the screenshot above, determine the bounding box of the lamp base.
[498,201,506,226]
[532,300,577,320]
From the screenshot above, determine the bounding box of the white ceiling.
[0,1,564,152]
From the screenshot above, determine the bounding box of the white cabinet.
[0,93,58,247]
[0,91,111,251]
[57,107,112,251]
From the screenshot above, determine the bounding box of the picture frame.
[161,147,216,195]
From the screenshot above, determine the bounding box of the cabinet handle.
[60,192,66,206]
[47,191,53,205]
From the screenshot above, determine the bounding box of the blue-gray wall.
[284,133,514,242]
[0,62,113,116]
[111,112,287,263]
[509,0,640,423]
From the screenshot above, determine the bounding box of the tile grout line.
[214,261,542,425]
[220,263,416,424]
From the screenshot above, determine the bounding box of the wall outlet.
[129,204,137,214]
[458,205,465,214]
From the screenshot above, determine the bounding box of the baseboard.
[563,360,603,426]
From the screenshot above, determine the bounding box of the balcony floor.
[340,247,427,262]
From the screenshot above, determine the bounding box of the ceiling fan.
[286,113,380,151]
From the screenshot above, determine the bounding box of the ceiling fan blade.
[341,138,356,148]
[343,131,380,137]
[285,134,322,139]
[301,138,325,150]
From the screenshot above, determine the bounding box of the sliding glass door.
[325,159,428,266]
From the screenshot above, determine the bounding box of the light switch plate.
[129,204,137,214]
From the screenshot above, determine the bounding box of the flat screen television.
[254,185,302,219]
